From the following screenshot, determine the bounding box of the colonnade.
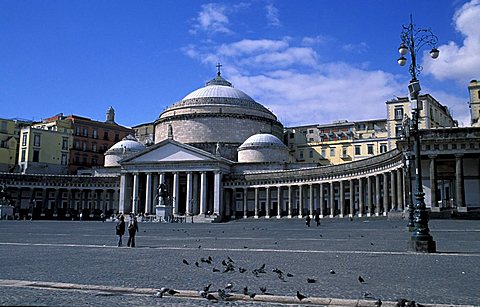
[225,168,404,219]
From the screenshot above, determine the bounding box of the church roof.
[182,84,254,102]
[106,135,145,153]
[238,133,287,149]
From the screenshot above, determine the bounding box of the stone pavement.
[0,217,479,306]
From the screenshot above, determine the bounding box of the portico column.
[276,186,282,218]
[132,173,139,214]
[265,187,270,219]
[390,171,397,210]
[119,174,127,213]
[397,168,403,211]
[429,156,438,211]
[254,188,259,219]
[243,187,248,218]
[375,175,381,216]
[186,172,193,216]
[358,178,364,217]
[309,184,314,218]
[199,172,207,215]
[383,173,389,215]
[213,171,222,216]
[367,176,372,217]
[319,183,325,218]
[172,172,179,216]
[297,185,303,218]
[329,182,334,218]
[455,154,466,211]
[349,180,354,218]
[339,180,345,218]
[152,174,159,208]
[287,185,292,218]
[145,173,152,215]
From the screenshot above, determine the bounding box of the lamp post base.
[409,238,436,253]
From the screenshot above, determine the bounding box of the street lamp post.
[397,14,438,252]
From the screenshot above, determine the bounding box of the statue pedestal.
[156,206,172,222]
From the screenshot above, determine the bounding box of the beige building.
[18,125,73,174]
[0,118,32,172]
[469,79,480,127]
[132,122,155,145]
[285,119,389,165]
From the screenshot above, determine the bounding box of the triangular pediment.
[121,140,223,164]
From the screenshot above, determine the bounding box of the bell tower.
[469,80,480,127]
[106,106,115,124]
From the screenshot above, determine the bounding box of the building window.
[74,140,80,149]
[82,142,87,151]
[61,153,68,165]
[115,133,120,142]
[395,124,403,137]
[92,156,98,165]
[289,133,294,139]
[309,150,313,158]
[358,123,366,130]
[0,121,7,132]
[93,129,98,139]
[92,143,97,152]
[367,144,374,155]
[321,149,326,157]
[75,156,80,164]
[342,147,348,158]
[82,156,87,165]
[394,107,403,120]
[62,137,69,150]
[83,128,88,137]
[355,145,361,155]
[33,150,40,162]
[102,144,108,152]
[103,131,109,140]
[21,149,26,162]
[308,138,314,142]
[75,126,80,135]
[299,151,304,159]
[308,129,314,134]
[380,143,387,153]
[22,133,27,146]
[330,147,335,157]
[33,134,41,147]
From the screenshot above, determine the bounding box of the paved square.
[0,218,479,306]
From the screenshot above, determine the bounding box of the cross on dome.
[216,63,222,76]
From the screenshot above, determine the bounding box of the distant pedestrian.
[79,212,83,221]
[100,213,105,223]
[116,215,125,247]
[127,217,139,247]
[305,215,311,227]
[315,213,320,226]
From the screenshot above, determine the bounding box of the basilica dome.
[154,70,284,161]
[104,135,145,167]
[238,133,289,163]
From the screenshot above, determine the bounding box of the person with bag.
[127,216,139,247]
[116,215,125,247]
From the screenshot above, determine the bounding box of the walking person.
[127,217,139,247]
[305,214,311,227]
[116,215,125,247]
[315,212,320,226]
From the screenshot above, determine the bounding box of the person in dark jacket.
[116,215,125,247]
[127,217,139,247]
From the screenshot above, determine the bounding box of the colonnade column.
[349,180,354,218]
[397,168,403,211]
[309,184,314,217]
[339,181,345,218]
[145,173,152,215]
[319,183,325,218]
[213,171,222,216]
[297,185,303,218]
[199,172,207,215]
[254,188,259,219]
[185,172,193,215]
[367,177,372,216]
[383,173,389,215]
[375,175,381,216]
[287,186,292,218]
[390,171,397,210]
[429,156,438,211]
[276,186,282,218]
[132,173,139,214]
[358,178,364,217]
[455,154,466,211]
[243,188,248,218]
[265,187,270,219]
[172,172,179,216]
[329,182,334,218]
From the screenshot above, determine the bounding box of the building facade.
[469,80,480,127]
[0,118,32,172]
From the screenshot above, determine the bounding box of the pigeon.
[249,292,256,299]
[370,242,374,246]
[257,263,266,273]
[212,268,220,272]
[239,267,247,273]
[203,283,212,293]
[259,286,267,294]
[363,292,374,298]
[154,287,170,298]
[208,256,213,262]
[286,273,294,277]
[272,268,283,274]
[329,270,336,274]
[182,259,189,265]
[225,283,233,290]
[198,245,201,249]
[307,278,316,283]
[227,256,235,263]
[195,261,200,267]
[218,289,231,300]
[375,299,382,306]
[205,293,218,301]
[222,260,227,266]
[296,291,307,301]
[358,276,365,283]
[243,286,249,296]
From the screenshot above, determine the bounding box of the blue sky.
[1,0,479,127]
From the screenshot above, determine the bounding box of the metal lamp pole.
[397,14,439,252]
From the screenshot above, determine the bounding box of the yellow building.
[18,125,73,174]
[0,118,32,172]
[132,122,154,145]
[285,119,388,165]
[386,94,456,149]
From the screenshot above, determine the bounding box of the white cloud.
[190,3,232,35]
[301,36,328,46]
[265,3,281,27]
[183,38,404,126]
[423,0,480,82]
[342,42,369,54]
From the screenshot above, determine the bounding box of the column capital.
[427,154,437,159]
[455,154,464,159]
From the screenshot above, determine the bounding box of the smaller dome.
[238,134,286,149]
[104,135,145,167]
